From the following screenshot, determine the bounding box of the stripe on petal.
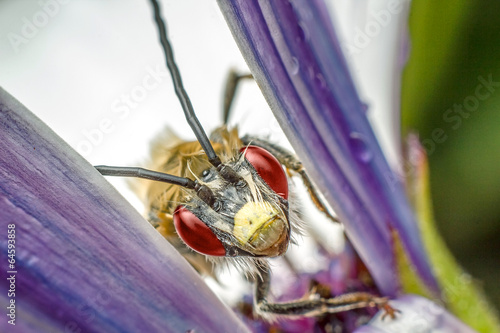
[0,87,249,333]
[217,0,439,296]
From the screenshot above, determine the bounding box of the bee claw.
[378,301,400,320]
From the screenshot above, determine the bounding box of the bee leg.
[241,136,339,223]
[254,265,395,318]
[222,69,253,125]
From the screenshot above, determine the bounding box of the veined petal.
[217,0,439,296]
[327,0,412,165]
[354,295,476,333]
[0,88,249,332]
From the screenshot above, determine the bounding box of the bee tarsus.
[254,264,396,318]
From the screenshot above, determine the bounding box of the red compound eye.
[241,146,288,199]
[173,206,226,256]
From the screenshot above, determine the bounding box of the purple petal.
[0,87,248,332]
[354,295,476,333]
[217,0,439,295]
[329,0,412,165]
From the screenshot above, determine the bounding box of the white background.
[0,0,280,212]
[0,0,405,206]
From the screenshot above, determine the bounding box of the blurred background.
[402,1,500,310]
[0,0,498,313]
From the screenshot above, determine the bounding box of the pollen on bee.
[233,201,279,244]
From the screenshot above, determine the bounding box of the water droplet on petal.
[289,56,299,75]
[296,22,309,42]
[361,103,369,114]
[349,132,373,163]
[297,7,313,20]
[26,255,39,267]
[314,73,327,90]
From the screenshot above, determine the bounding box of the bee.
[96,0,395,321]
[129,124,293,276]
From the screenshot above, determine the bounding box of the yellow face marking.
[233,202,279,245]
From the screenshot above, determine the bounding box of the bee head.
[173,145,291,258]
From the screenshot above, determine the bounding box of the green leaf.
[404,135,500,333]
[402,0,500,316]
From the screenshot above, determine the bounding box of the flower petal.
[327,0,412,165]
[0,87,248,332]
[217,0,439,296]
[354,295,476,333]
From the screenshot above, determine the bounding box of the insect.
[96,0,395,321]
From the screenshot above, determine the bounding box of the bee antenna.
[95,166,217,207]
[95,165,196,189]
[148,0,222,168]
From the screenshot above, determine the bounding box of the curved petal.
[354,295,476,333]
[326,0,412,165]
[0,87,248,332]
[217,0,439,296]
